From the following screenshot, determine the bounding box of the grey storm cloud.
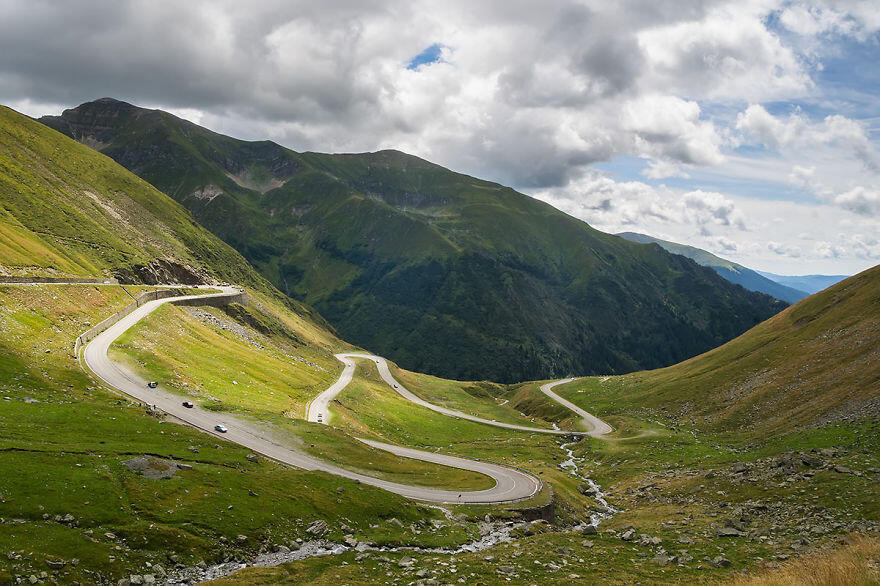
[0,0,744,189]
[0,0,413,115]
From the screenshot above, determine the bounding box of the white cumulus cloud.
[833,186,880,216]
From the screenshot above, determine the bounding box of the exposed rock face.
[306,520,329,536]
[113,259,206,285]
[192,185,223,203]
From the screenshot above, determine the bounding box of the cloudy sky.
[2,0,878,274]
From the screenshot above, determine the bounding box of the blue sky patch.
[594,155,820,205]
[407,43,447,70]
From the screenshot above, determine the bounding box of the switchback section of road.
[309,353,613,438]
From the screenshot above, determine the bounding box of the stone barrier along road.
[172,292,247,308]
[0,276,117,284]
[74,286,247,355]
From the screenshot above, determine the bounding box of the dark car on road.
[182,401,194,408]
[147,381,158,388]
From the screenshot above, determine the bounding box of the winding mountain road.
[79,287,541,504]
[308,354,613,439]
[308,353,602,436]
[42,280,618,503]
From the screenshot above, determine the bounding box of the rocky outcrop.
[122,456,192,479]
[113,259,207,285]
[39,97,143,145]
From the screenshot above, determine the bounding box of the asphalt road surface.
[80,288,540,504]
[540,379,613,438]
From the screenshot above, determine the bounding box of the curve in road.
[539,379,613,438]
[80,288,540,504]
[310,354,615,438]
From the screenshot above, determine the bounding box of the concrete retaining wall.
[74,288,246,355]
[0,276,118,284]
[172,291,248,308]
[514,485,556,522]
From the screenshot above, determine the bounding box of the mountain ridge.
[40,98,787,383]
[1,104,333,333]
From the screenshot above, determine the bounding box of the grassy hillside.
[553,263,880,439]
[0,107,498,582]
[110,302,496,491]
[1,103,334,334]
[91,281,880,584]
[41,98,786,383]
[0,106,266,288]
[618,232,808,304]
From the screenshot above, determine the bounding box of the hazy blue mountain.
[756,272,850,295]
[617,232,809,304]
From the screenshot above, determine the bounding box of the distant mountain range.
[38,98,786,382]
[755,271,849,295]
[617,232,849,303]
